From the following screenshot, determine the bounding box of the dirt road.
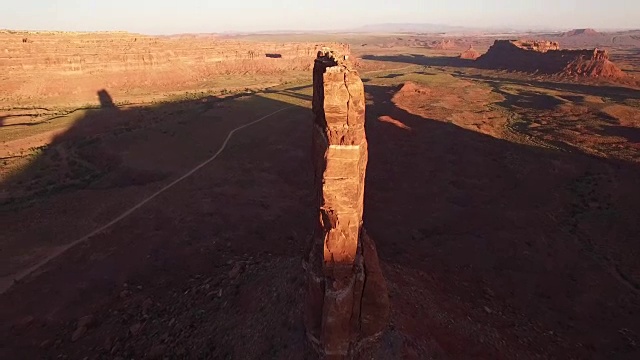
[2,69,640,359]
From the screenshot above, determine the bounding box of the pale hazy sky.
[1,0,638,34]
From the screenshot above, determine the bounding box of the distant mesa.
[459,46,480,60]
[475,39,626,79]
[561,28,601,37]
[507,40,560,52]
[429,39,456,50]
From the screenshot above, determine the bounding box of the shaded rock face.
[304,51,389,359]
[476,40,626,79]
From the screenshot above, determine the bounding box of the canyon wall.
[304,50,389,359]
[476,40,626,79]
[0,31,349,106]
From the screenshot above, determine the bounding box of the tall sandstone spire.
[304,49,390,359]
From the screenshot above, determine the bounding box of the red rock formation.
[459,46,481,60]
[510,40,560,52]
[564,48,626,78]
[429,39,456,50]
[476,40,626,79]
[0,31,351,106]
[305,50,389,359]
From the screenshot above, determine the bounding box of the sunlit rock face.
[476,39,626,78]
[304,50,389,359]
[0,30,351,106]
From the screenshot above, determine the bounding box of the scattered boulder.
[129,322,144,336]
[13,315,34,331]
[71,315,95,342]
[71,326,87,342]
[142,298,153,316]
[228,263,243,279]
[77,315,95,329]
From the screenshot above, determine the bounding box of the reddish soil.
[391,80,506,139]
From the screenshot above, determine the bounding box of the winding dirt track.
[0,106,294,294]
[0,65,417,295]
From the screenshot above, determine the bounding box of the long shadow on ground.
[362,54,475,69]
[363,53,640,101]
[0,89,317,359]
[1,81,640,359]
[454,72,640,102]
[363,83,640,358]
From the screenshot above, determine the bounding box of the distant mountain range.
[346,23,518,34]
[208,24,640,37]
[342,24,640,35]
[560,28,602,37]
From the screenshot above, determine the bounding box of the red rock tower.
[304,49,389,359]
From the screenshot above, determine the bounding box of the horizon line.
[2,24,639,37]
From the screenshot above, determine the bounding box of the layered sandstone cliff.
[476,40,626,79]
[304,50,389,359]
[0,31,350,105]
[429,39,456,50]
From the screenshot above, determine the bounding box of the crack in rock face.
[304,50,390,359]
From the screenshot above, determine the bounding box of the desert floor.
[1,33,640,359]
